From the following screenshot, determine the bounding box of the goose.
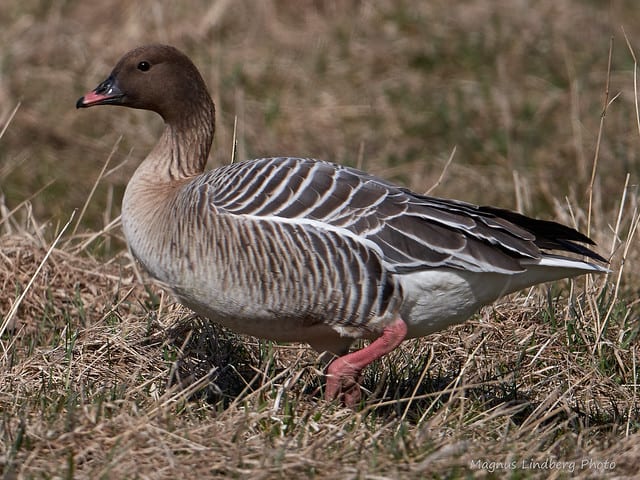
[77,44,607,406]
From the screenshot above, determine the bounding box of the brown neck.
[146,96,216,181]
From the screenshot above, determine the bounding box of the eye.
[137,61,151,72]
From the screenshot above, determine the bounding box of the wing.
[199,157,604,274]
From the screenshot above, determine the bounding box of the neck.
[140,97,215,181]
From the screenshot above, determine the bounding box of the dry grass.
[1,0,640,478]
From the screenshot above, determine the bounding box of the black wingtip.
[477,205,608,264]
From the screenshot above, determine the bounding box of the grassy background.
[1,0,639,478]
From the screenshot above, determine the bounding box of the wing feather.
[199,157,604,274]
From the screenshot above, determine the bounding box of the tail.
[530,254,610,273]
[500,255,610,296]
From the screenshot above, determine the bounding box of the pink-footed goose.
[77,44,607,406]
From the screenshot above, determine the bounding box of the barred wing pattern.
[199,157,601,275]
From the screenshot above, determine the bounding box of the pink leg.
[325,316,408,406]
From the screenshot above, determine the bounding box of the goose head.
[76,44,214,126]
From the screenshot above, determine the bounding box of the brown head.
[76,44,215,126]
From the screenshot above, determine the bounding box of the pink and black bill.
[76,75,124,108]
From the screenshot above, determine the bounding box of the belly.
[177,267,512,343]
[174,289,359,355]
